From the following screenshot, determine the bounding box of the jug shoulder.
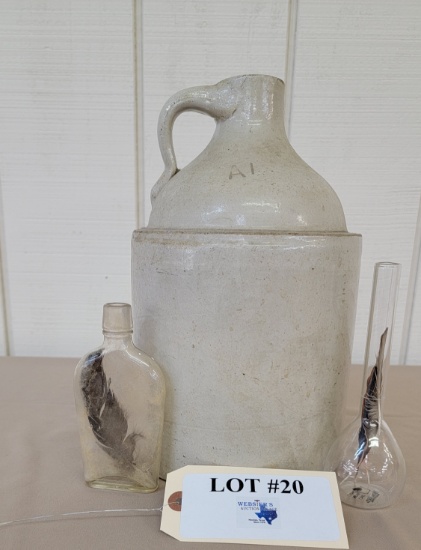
[148,146,347,231]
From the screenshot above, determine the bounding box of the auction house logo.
[236,499,279,527]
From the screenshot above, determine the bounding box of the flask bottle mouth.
[102,303,133,334]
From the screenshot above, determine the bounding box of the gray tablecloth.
[0,357,419,549]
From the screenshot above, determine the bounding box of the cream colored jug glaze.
[149,74,346,231]
[132,75,361,477]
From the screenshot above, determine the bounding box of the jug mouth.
[217,74,285,86]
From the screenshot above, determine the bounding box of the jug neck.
[220,75,287,136]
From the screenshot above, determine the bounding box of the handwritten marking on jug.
[229,163,255,179]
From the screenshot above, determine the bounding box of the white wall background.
[0,0,420,363]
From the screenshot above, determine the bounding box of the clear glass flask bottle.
[324,262,406,509]
[74,303,165,493]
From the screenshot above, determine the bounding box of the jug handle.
[151,84,237,201]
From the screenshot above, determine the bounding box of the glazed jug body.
[132,75,361,476]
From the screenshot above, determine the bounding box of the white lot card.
[161,465,348,548]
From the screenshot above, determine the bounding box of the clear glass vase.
[324,262,406,509]
[74,303,166,493]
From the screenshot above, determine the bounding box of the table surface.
[0,357,419,550]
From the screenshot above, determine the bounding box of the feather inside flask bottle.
[74,303,165,493]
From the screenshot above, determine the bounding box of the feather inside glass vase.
[324,262,406,509]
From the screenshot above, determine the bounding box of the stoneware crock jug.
[132,74,361,477]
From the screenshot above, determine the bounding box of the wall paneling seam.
[284,0,299,139]
[399,193,421,364]
[133,0,145,228]
[0,186,10,355]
